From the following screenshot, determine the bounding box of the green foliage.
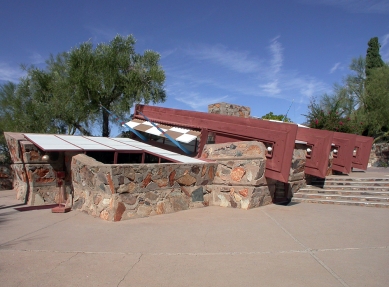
[0,34,166,141]
[365,65,389,141]
[261,112,291,122]
[304,93,364,134]
[67,35,166,136]
[365,37,384,82]
[345,56,366,110]
[305,37,388,142]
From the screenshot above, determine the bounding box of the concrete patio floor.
[1,187,388,287]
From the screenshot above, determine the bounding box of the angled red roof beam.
[134,104,298,183]
[296,127,334,178]
[352,135,374,170]
[331,132,357,174]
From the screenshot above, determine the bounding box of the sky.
[1,0,388,134]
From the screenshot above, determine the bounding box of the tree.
[365,37,384,82]
[261,112,291,122]
[365,64,389,141]
[305,37,389,141]
[304,91,363,134]
[345,56,366,110]
[67,35,166,137]
[0,34,166,140]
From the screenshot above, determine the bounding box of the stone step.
[291,197,389,208]
[314,177,389,182]
[297,187,389,197]
[326,177,389,181]
[294,193,389,202]
[311,180,389,187]
[302,185,389,192]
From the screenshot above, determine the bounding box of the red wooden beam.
[352,135,374,170]
[296,127,334,178]
[134,105,298,183]
[332,132,357,174]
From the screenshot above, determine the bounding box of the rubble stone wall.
[5,133,75,204]
[369,143,389,167]
[208,102,251,118]
[71,154,218,221]
[0,164,13,190]
[201,141,275,209]
[285,144,307,199]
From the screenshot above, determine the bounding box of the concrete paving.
[1,179,389,286]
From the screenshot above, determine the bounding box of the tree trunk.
[74,123,91,136]
[102,108,110,137]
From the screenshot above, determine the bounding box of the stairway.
[292,175,389,208]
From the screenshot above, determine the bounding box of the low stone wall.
[369,143,389,167]
[71,154,218,221]
[208,102,251,118]
[283,144,307,200]
[0,164,13,190]
[5,133,75,205]
[201,141,274,209]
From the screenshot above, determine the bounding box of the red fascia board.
[135,105,297,183]
[297,127,334,178]
[352,135,374,170]
[332,132,357,174]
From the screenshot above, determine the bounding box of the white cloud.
[260,80,281,95]
[164,37,329,112]
[29,52,45,65]
[0,63,25,82]
[381,33,389,62]
[301,0,389,14]
[259,37,284,95]
[330,62,341,73]
[185,44,261,73]
[269,36,283,75]
[175,93,230,110]
[86,26,118,41]
[160,48,178,59]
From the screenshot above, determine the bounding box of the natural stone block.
[201,141,266,160]
[208,102,250,118]
[288,144,307,182]
[213,159,266,186]
[206,184,274,209]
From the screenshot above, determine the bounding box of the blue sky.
[1,0,388,131]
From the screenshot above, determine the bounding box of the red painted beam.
[332,132,357,174]
[134,105,298,183]
[296,127,334,178]
[352,135,374,170]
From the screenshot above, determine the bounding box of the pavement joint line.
[0,212,80,248]
[117,253,143,287]
[261,209,350,287]
[3,246,387,256]
[49,252,79,273]
[311,246,389,252]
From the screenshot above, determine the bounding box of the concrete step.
[291,197,389,208]
[311,180,389,187]
[295,176,389,208]
[301,185,389,192]
[294,193,389,202]
[322,177,389,182]
[297,187,389,196]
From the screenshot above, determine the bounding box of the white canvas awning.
[123,119,200,143]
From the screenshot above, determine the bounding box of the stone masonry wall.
[71,154,218,221]
[208,102,251,118]
[5,132,73,205]
[0,164,13,190]
[200,141,274,209]
[284,144,307,200]
[369,143,389,167]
